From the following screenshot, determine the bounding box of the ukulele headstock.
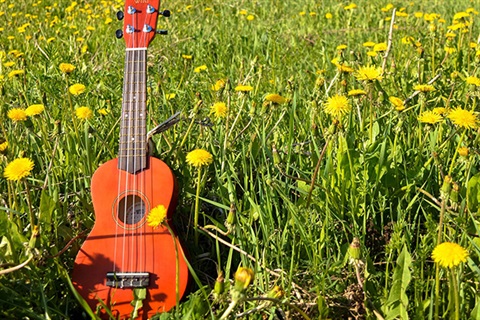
[118,0,170,49]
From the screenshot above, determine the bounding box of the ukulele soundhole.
[117,194,147,225]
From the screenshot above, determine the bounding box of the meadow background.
[1,0,480,319]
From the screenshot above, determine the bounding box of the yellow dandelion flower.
[453,12,470,20]
[458,147,469,157]
[325,13,333,19]
[344,3,357,10]
[355,65,383,81]
[75,106,93,120]
[444,46,456,54]
[182,54,193,60]
[147,204,167,228]
[348,89,367,96]
[211,79,226,91]
[414,84,435,92]
[7,108,27,122]
[98,108,110,115]
[367,51,378,57]
[194,65,207,73]
[211,102,228,118]
[8,69,24,78]
[264,93,287,104]
[373,42,387,52]
[3,61,14,67]
[433,107,448,115]
[331,58,354,73]
[402,36,415,44]
[25,104,45,116]
[0,140,8,152]
[235,85,254,92]
[432,242,468,268]
[69,83,86,95]
[165,93,176,100]
[246,15,254,21]
[234,267,255,291]
[418,110,443,124]
[469,42,478,49]
[4,157,34,181]
[324,94,351,118]
[363,41,375,47]
[447,107,477,129]
[381,4,394,12]
[466,76,480,87]
[186,149,213,168]
[59,63,75,74]
[239,9,247,15]
[389,96,405,111]
[445,32,456,39]
[336,44,347,51]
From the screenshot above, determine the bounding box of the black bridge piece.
[106,272,150,288]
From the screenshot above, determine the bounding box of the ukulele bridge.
[106,272,150,288]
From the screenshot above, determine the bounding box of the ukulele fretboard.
[118,48,147,174]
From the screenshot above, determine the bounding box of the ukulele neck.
[118,48,148,174]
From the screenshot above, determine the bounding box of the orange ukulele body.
[72,158,188,318]
[72,1,188,318]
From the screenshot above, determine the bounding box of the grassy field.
[1,0,480,319]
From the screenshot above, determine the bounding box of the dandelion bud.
[458,147,469,157]
[348,237,362,263]
[234,267,254,292]
[440,175,452,200]
[213,271,225,298]
[267,286,284,299]
[225,203,236,231]
[449,182,460,210]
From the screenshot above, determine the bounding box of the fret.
[118,49,148,174]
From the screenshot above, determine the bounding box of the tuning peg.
[116,11,124,20]
[115,29,123,39]
[160,10,171,17]
[146,4,155,14]
[156,30,168,35]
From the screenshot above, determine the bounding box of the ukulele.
[72,1,188,318]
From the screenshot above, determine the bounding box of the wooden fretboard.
[118,48,147,174]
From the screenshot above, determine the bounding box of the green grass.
[1,0,480,319]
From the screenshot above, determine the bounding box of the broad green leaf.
[39,190,56,234]
[131,288,146,319]
[385,245,412,320]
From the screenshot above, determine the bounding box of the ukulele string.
[131,46,139,273]
[122,12,138,273]
[138,10,150,274]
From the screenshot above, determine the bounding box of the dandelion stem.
[306,139,329,207]
[24,180,36,233]
[165,223,181,316]
[450,267,460,320]
[193,167,202,246]
[447,128,466,176]
[179,116,196,149]
[65,78,80,141]
[219,299,238,320]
